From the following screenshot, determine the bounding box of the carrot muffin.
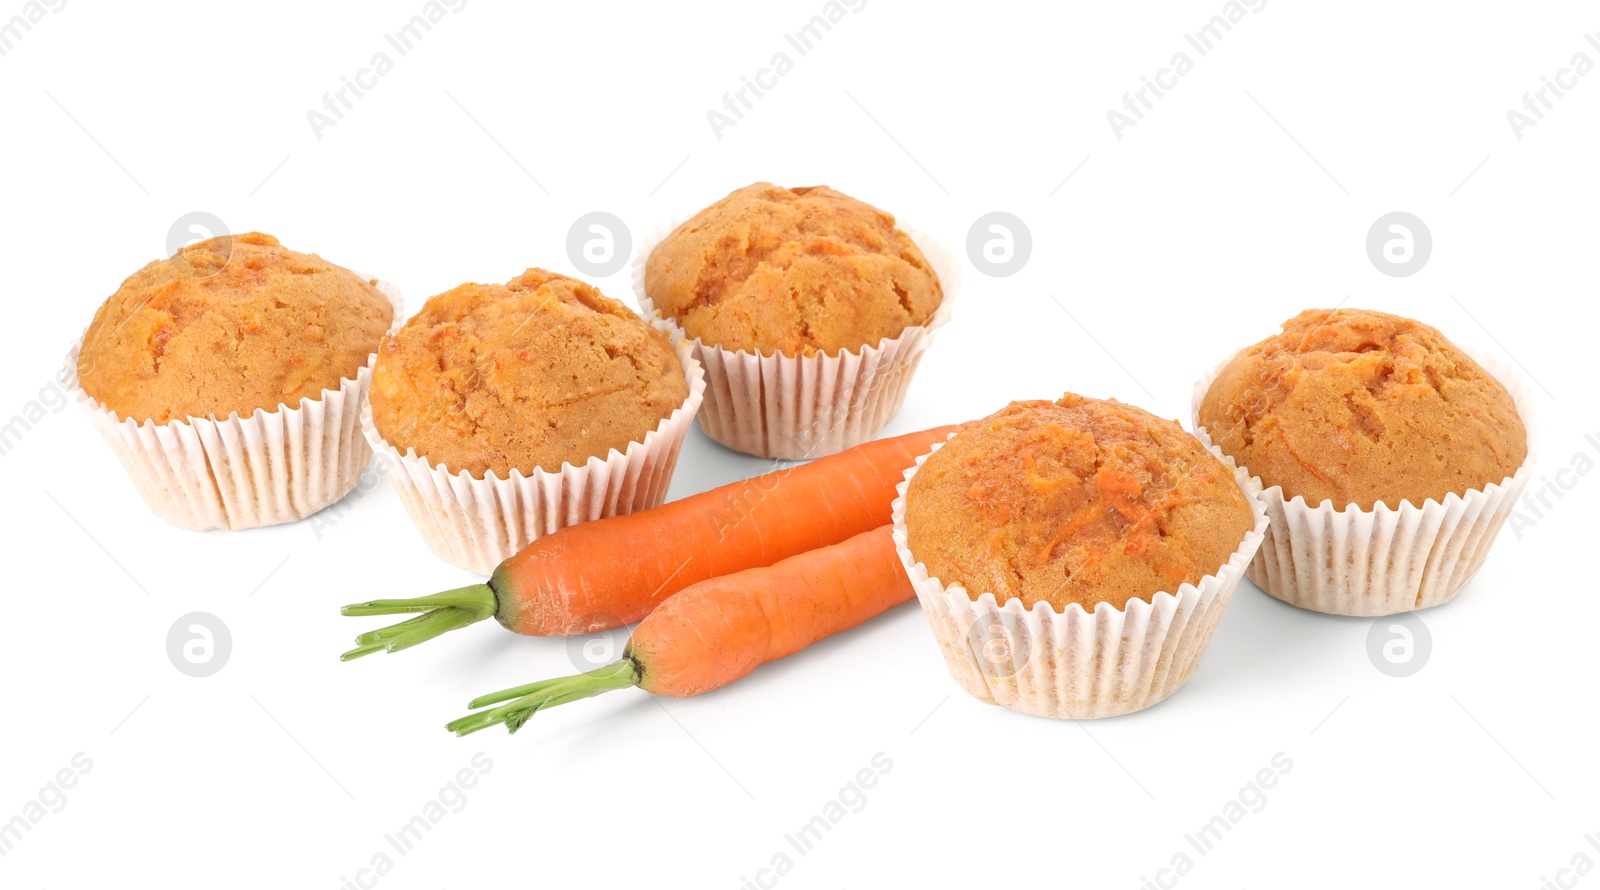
[1197,309,1528,510]
[370,268,689,479]
[905,394,1255,612]
[77,232,393,424]
[643,183,943,356]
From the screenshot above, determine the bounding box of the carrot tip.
[340,584,497,617]
[447,660,641,736]
[340,642,387,661]
[340,585,497,660]
[465,676,573,710]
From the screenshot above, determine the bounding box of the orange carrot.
[446,526,912,735]
[341,426,958,658]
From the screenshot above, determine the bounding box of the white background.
[2,1,1597,887]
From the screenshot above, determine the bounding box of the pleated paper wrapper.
[632,219,958,460]
[67,281,405,532]
[892,438,1270,720]
[367,338,706,575]
[1190,348,1539,616]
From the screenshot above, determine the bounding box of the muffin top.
[370,268,689,479]
[1197,309,1527,511]
[77,232,393,424]
[905,394,1254,612]
[644,183,943,357]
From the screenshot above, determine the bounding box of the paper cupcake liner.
[366,338,706,575]
[891,437,1270,719]
[632,219,959,460]
[1190,348,1540,616]
[67,281,404,532]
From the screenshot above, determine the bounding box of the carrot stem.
[463,676,574,709]
[339,584,497,661]
[445,659,641,736]
[341,585,496,617]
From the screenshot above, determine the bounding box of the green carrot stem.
[340,584,497,617]
[340,584,497,661]
[353,612,441,645]
[339,640,388,660]
[464,676,575,709]
[446,659,641,736]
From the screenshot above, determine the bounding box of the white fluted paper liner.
[67,281,405,532]
[891,437,1270,719]
[1190,348,1539,616]
[366,338,706,575]
[632,218,959,460]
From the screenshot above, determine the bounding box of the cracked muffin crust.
[904,394,1254,612]
[643,183,942,356]
[77,232,393,424]
[1197,309,1527,511]
[369,268,688,479]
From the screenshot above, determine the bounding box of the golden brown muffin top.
[77,232,393,424]
[905,394,1254,612]
[1197,309,1527,511]
[644,183,943,357]
[370,269,689,479]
